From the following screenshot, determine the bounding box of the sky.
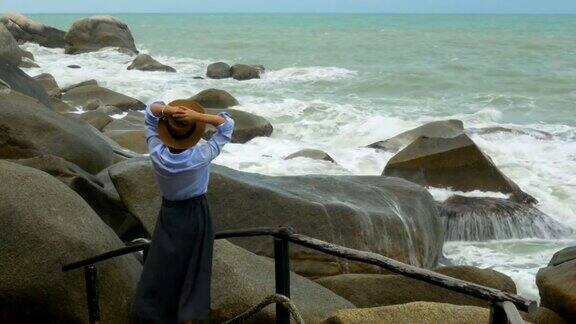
[1,0,576,14]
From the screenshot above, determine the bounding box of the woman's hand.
[172,107,201,125]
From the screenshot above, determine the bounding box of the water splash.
[440,196,572,241]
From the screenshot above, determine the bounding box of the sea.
[21,13,576,301]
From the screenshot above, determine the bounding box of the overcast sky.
[1,0,575,14]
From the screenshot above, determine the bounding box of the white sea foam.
[444,239,576,301]
[429,188,510,202]
[263,66,357,83]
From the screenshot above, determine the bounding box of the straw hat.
[158,99,206,149]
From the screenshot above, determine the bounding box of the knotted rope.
[223,294,304,324]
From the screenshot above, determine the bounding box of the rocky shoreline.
[0,13,574,323]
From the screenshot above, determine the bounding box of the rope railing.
[223,294,304,324]
[62,226,532,324]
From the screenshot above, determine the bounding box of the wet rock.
[61,79,98,93]
[206,62,231,79]
[0,59,52,108]
[65,15,138,54]
[0,161,141,323]
[440,195,571,241]
[231,63,261,80]
[104,129,147,154]
[127,53,176,72]
[109,159,444,277]
[212,240,354,323]
[62,84,145,111]
[18,57,39,68]
[383,134,537,204]
[204,108,272,143]
[549,246,576,267]
[316,265,515,308]
[369,120,464,152]
[321,301,489,324]
[69,110,113,131]
[537,250,576,322]
[0,23,22,65]
[0,91,114,173]
[285,149,336,163]
[67,64,81,69]
[468,126,553,140]
[33,72,61,98]
[0,13,66,48]
[189,88,239,108]
[18,47,34,60]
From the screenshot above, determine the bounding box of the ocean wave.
[263,66,357,83]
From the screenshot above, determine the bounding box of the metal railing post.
[274,237,290,324]
[490,301,524,324]
[84,265,101,324]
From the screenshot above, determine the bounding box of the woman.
[133,98,235,324]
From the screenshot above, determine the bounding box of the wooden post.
[274,237,290,324]
[84,265,101,324]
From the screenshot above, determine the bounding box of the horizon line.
[19,11,576,15]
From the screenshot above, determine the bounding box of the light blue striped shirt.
[145,100,235,201]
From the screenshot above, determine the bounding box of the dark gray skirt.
[133,194,214,323]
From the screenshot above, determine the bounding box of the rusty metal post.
[274,237,290,324]
[84,265,101,324]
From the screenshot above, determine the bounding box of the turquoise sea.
[22,14,576,300]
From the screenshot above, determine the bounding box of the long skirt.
[133,194,214,323]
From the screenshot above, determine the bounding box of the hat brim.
[158,99,207,150]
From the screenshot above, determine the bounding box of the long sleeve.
[145,99,165,153]
[195,112,235,163]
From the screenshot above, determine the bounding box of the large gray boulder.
[0,23,21,65]
[204,108,273,143]
[0,90,114,173]
[61,79,98,93]
[316,266,515,309]
[549,246,576,267]
[212,240,354,323]
[524,307,567,324]
[65,15,138,54]
[383,134,537,204]
[285,149,336,163]
[51,97,73,113]
[231,63,261,80]
[368,119,464,152]
[127,54,175,72]
[0,161,141,323]
[104,129,147,154]
[109,159,444,277]
[102,113,145,131]
[0,13,66,48]
[321,301,490,324]
[206,62,231,79]
[62,84,145,111]
[440,195,571,241]
[537,248,576,322]
[0,59,52,108]
[189,88,239,108]
[68,110,113,131]
[9,155,143,240]
[33,72,61,98]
